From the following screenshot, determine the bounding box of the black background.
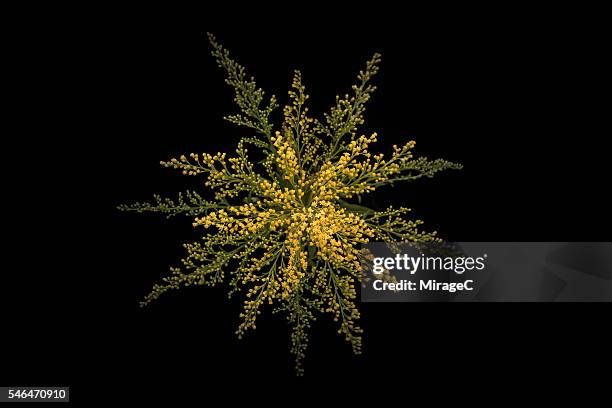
[3,11,610,403]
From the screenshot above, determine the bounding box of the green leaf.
[339,200,374,215]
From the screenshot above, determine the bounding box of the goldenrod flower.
[119,33,461,375]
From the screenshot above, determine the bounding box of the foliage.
[119,33,461,375]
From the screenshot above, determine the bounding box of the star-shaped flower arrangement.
[120,33,461,375]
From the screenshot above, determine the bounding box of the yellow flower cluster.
[272,132,301,183]
[192,185,373,301]
[120,35,461,375]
